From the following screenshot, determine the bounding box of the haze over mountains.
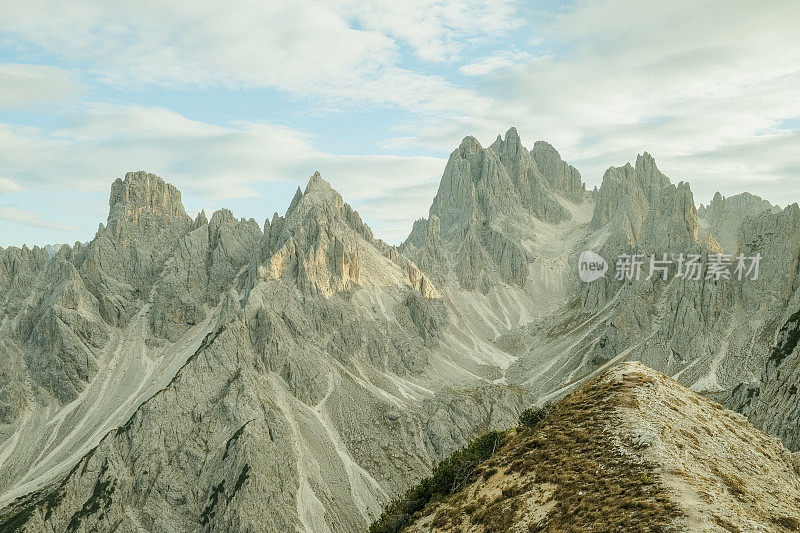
[1,128,799,532]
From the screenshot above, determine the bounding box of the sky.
[0,0,799,247]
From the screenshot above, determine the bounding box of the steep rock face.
[42,244,67,258]
[78,171,193,326]
[263,172,438,300]
[508,153,710,381]
[0,172,265,507]
[0,244,112,407]
[400,362,800,533]
[590,153,698,250]
[17,257,110,404]
[508,153,797,411]
[403,128,588,293]
[149,208,262,341]
[489,129,572,224]
[580,152,707,321]
[698,192,780,253]
[262,174,364,297]
[0,172,199,407]
[531,140,584,202]
[2,134,800,533]
[736,204,800,310]
[0,245,49,321]
[734,304,800,451]
[0,246,50,425]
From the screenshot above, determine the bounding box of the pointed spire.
[192,209,208,229]
[504,126,520,143]
[286,186,304,217]
[305,170,333,195]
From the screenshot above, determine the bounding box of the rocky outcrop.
[590,153,699,250]
[734,303,800,451]
[403,128,587,292]
[404,261,439,299]
[19,257,110,403]
[509,152,796,421]
[489,128,572,223]
[531,140,585,202]
[148,208,262,341]
[0,168,514,533]
[0,171,272,504]
[0,245,49,322]
[262,172,438,300]
[78,171,193,326]
[0,245,47,423]
[698,192,780,253]
[0,172,203,406]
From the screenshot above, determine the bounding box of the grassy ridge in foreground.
[369,430,507,533]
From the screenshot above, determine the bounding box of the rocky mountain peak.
[633,151,672,194]
[531,140,585,201]
[69,172,196,329]
[306,169,325,189]
[302,171,344,208]
[192,209,208,229]
[591,153,699,248]
[403,129,591,291]
[456,135,483,157]
[259,172,372,296]
[430,128,584,236]
[280,172,347,224]
[209,208,236,227]
[697,191,780,252]
[101,171,191,244]
[489,127,525,158]
[108,171,189,229]
[256,171,440,299]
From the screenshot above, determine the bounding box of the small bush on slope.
[518,402,554,429]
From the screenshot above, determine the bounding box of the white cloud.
[0,63,82,110]
[0,207,77,231]
[0,177,21,195]
[0,1,508,115]
[459,51,536,76]
[333,0,521,63]
[0,104,445,243]
[0,107,314,197]
[2,0,800,244]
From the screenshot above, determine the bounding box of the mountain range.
[1,127,799,532]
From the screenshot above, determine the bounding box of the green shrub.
[518,403,553,429]
[369,430,505,533]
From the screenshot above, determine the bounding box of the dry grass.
[401,369,683,532]
[505,372,682,532]
[398,362,800,532]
